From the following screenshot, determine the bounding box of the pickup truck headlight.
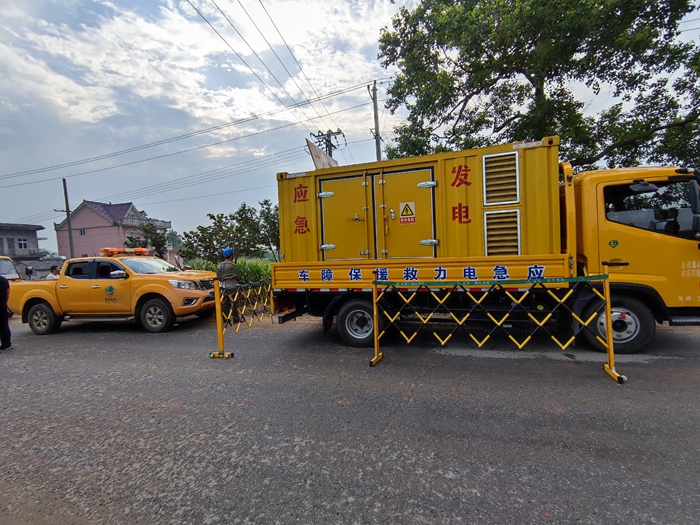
[168,279,198,290]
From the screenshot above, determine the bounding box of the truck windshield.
[0,259,20,280]
[121,258,180,274]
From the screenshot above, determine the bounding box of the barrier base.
[210,352,234,359]
[604,364,627,384]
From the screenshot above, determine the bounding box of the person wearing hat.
[217,248,241,323]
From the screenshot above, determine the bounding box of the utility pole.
[54,179,75,258]
[368,80,382,162]
[310,129,344,158]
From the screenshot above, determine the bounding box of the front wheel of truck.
[140,298,175,333]
[581,296,655,354]
[337,299,378,347]
[27,303,59,335]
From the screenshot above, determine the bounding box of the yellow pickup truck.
[7,248,217,334]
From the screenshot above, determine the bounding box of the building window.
[81,253,88,257]
[79,229,86,236]
[18,238,28,249]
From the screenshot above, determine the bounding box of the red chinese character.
[451,203,472,224]
[450,165,472,187]
[294,216,310,234]
[294,184,309,203]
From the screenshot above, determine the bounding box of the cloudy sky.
[0,0,405,252]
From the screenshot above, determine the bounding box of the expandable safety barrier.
[371,275,626,383]
[211,279,273,358]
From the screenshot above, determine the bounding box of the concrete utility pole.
[310,129,344,158]
[368,80,382,162]
[56,179,75,258]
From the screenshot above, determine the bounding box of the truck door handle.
[59,285,68,289]
[602,261,630,267]
[91,285,101,289]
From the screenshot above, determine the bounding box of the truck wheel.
[140,298,174,333]
[337,299,378,347]
[581,296,655,354]
[27,303,58,335]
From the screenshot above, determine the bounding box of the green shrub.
[185,258,271,283]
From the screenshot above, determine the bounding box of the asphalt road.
[1,314,699,524]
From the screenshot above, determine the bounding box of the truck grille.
[198,279,214,290]
[485,210,520,255]
[483,152,519,205]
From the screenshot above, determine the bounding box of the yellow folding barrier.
[371,275,626,383]
[211,279,273,358]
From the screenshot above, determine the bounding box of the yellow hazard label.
[399,202,415,223]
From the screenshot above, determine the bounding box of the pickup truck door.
[57,260,93,314]
[90,261,132,314]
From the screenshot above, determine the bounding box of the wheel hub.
[596,308,641,343]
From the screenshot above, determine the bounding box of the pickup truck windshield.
[121,258,180,274]
[0,259,20,280]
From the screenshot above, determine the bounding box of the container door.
[319,176,372,261]
[375,169,436,259]
[598,177,700,308]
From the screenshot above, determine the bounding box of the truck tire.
[27,303,59,335]
[337,299,378,347]
[140,298,175,333]
[581,296,655,354]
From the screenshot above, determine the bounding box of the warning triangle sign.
[401,203,414,217]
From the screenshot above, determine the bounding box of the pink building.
[55,201,171,259]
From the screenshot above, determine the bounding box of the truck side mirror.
[110,270,127,279]
[26,266,33,277]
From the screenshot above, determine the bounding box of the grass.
[186,258,271,283]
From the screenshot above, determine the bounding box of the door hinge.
[317,191,334,198]
[378,179,386,185]
[419,239,439,246]
[381,249,389,254]
[417,181,437,188]
[320,244,336,250]
[360,249,371,256]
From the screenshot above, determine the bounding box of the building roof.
[0,223,45,231]
[82,201,140,223]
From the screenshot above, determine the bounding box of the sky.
[0,0,406,253]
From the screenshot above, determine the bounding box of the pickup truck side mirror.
[110,270,128,279]
[26,266,33,277]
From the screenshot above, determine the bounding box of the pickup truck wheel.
[337,299,378,348]
[581,296,655,354]
[27,303,58,335]
[140,298,174,333]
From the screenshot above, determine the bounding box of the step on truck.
[271,137,700,353]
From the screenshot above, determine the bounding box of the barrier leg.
[211,280,233,359]
[370,284,384,367]
[602,279,626,383]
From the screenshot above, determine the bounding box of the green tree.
[179,201,279,265]
[379,0,699,169]
[124,223,168,258]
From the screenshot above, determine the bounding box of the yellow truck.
[271,136,700,353]
[7,247,217,334]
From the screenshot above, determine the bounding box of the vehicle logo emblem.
[105,285,115,296]
[609,240,619,248]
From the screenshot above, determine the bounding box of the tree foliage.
[124,223,168,259]
[178,200,280,265]
[379,0,700,169]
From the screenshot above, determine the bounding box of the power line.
[0,81,372,180]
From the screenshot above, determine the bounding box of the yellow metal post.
[602,278,626,383]
[370,283,384,366]
[211,279,233,359]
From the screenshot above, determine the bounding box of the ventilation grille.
[485,210,520,256]
[483,152,519,205]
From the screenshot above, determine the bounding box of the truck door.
[90,261,132,314]
[319,175,373,261]
[598,178,700,308]
[375,168,436,259]
[57,260,93,314]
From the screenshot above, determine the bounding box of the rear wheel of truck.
[337,299,378,347]
[581,296,655,354]
[140,298,175,333]
[27,303,59,335]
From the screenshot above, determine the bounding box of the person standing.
[217,248,242,323]
[45,265,60,280]
[0,275,12,350]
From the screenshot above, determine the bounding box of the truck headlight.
[168,280,198,290]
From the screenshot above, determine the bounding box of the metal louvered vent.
[483,152,519,205]
[485,210,520,256]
